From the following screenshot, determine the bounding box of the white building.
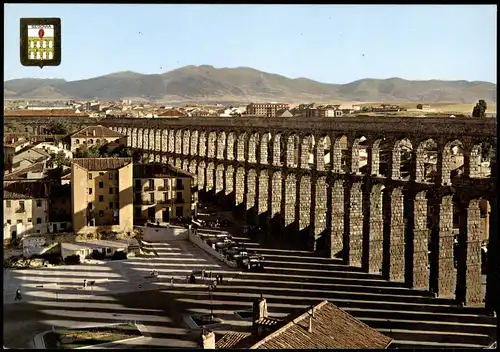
[11,147,51,173]
[35,141,73,160]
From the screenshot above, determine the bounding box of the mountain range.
[4,65,496,104]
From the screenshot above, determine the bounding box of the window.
[109,187,113,194]
[36,200,42,207]
[61,223,67,229]
[6,220,11,225]
[6,200,11,208]
[76,139,80,144]
[109,173,113,179]
[149,179,155,188]
[164,179,169,188]
[163,192,168,202]
[99,195,104,202]
[99,172,104,176]
[150,193,155,202]
[28,218,32,222]
[17,220,23,224]
[89,139,94,144]
[176,178,183,189]
[115,187,119,194]
[36,218,42,224]
[89,188,93,195]
[19,201,25,208]
[106,248,112,254]
[88,202,93,210]
[176,206,183,217]
[135,180,141,189]
[88,173,92,180]
[109,202,114,209]
[99,211,104,217]
[99,182,104,188]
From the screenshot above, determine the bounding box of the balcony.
[157,186,168,191]
[175,198,185,204]
[15,207,25,213]
[136,199,155,205]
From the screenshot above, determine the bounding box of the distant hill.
[4,65,496,103]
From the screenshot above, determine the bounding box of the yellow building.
[133,163,195,225]
[69,125,127,153]
[71,158,133,235]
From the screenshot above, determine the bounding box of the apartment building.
[3,181,51,242]
[133,163,195,225]
[69,125,127,153]
[247,103,290,117]
[71,158,133,235]
[4,137,31,172]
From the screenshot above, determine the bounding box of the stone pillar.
[217,133,225,160]
[183,131,190,155]
[330,179,344,259]
[260,135,268,165]
[315,136,325,172]
[248,134,257,163]
[299,174,311,232]
[198,161,206,190]
[485,196,498,314]
[314,176,327,250]
[206,163,214,191]
[258,170,269,215]
[199,132,207,157]
[457,200,483,305]
[215,165,224,194]
[273,135,281,166]
[161,129,168,153]
[300,137,310,169]
[347,140,359,174]
[175,131,182,155]
[149,129,155,151]
[332,137,343,173]
[286,135,296,168]
[469,145,482,178]
[409,191,430,289]
[284,173,297,228]
[190,131,198,156]
[246,169,257,211]
[168,130,175,154]
[155,129,161,152]
[225,165,234,196]
[235,167,245,206]
[271,172,282,219]
[348,182,363,267]
[390,142,401,180]
[369,140,381,176]
[207,133,216,159]
[131,128,137,148]
[364,183,384,273]
[127,127,133,147]
[190,161,198,187]
[430,194,455,297]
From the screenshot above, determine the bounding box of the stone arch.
[225,165,234,195]
[391,138,413,180]
[175,157,181,169]
[258,170,269,215]
[333,135,347,173]
[207,131,217,158]
[183,130,191,155]
[237,133,247,162]
[441,139,464,186]
[175,130,182,154]
[168,129,175,153]
[227,132,236,160]
[190,130,199,156]
[366,183,385,273]
[349,182,363,267]
[206,162,214,191]
[415,139,438,183]
[161,129,168,152]
[198,161,206,190]
[300,134,314,169]
[286,134,300,168]
[260,133,272,164]
[215,164,224,194]
[273,133,285,166]
[469,141,494,178]
[315,134,331,171]
[369,138,386,177]
[299,174,311,231]
[284,173,297,227]
[189,160,198,186]
[182,159,189,172]
[155,129,161,151]
[217,131,226,160]
[248,132,259,164]
[271,171,282,218]
[235,167,245,206]
[198,131,207,157]
[246,169,257,210]
[350,135,369,174]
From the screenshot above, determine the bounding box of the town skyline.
[5,4,497,83]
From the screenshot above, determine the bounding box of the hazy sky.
[4,4,497,83]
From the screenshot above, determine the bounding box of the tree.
[472,100,487,118]
[75,145,101,158]
[46,121,69,135]
[416,104,423,110]
[47,151,71,169]
[6,121,26,133]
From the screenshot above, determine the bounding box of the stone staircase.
[205,238,497,349]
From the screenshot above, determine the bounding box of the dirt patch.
[43,323,141,349]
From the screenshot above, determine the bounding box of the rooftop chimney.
[308,305,315,333]
[200,329,215,349]
[92,129,96,136]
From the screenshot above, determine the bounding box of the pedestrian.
[215,274,220,284]
[209,271,212,280]
[201,269,205,279]
[15,288,22,301]
[190,273,196,284]
[83,279,87,289]
[219,274,224,284]
[171,277,174,287]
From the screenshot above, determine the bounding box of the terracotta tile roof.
[4,139,29,148]
[4,132,29,141]
[133,163,194,179]
[73,157,132,171]
[158,109,186,117]
[215,332,251,349]
[4,109,89,117]
[70,125,124,139]
[5,162,46,180]
[250,301,392,349]
[31,148,52,158]
[255,316,281,327]
[3,181,49,199]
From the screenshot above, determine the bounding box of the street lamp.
[208,282,216,321]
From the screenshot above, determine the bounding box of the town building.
[246,103,290,117]
[133,163,195,225]
[69,125,127,153]
[60,239,139,261]
[11,147,51,173]
[71,158,133,235]
[3,181,52,242]
[205,299,392,349]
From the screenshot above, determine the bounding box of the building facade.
[69,125,127,153]
[133,163,195,225]
[71,158,133,235]
[247,103,290,117]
